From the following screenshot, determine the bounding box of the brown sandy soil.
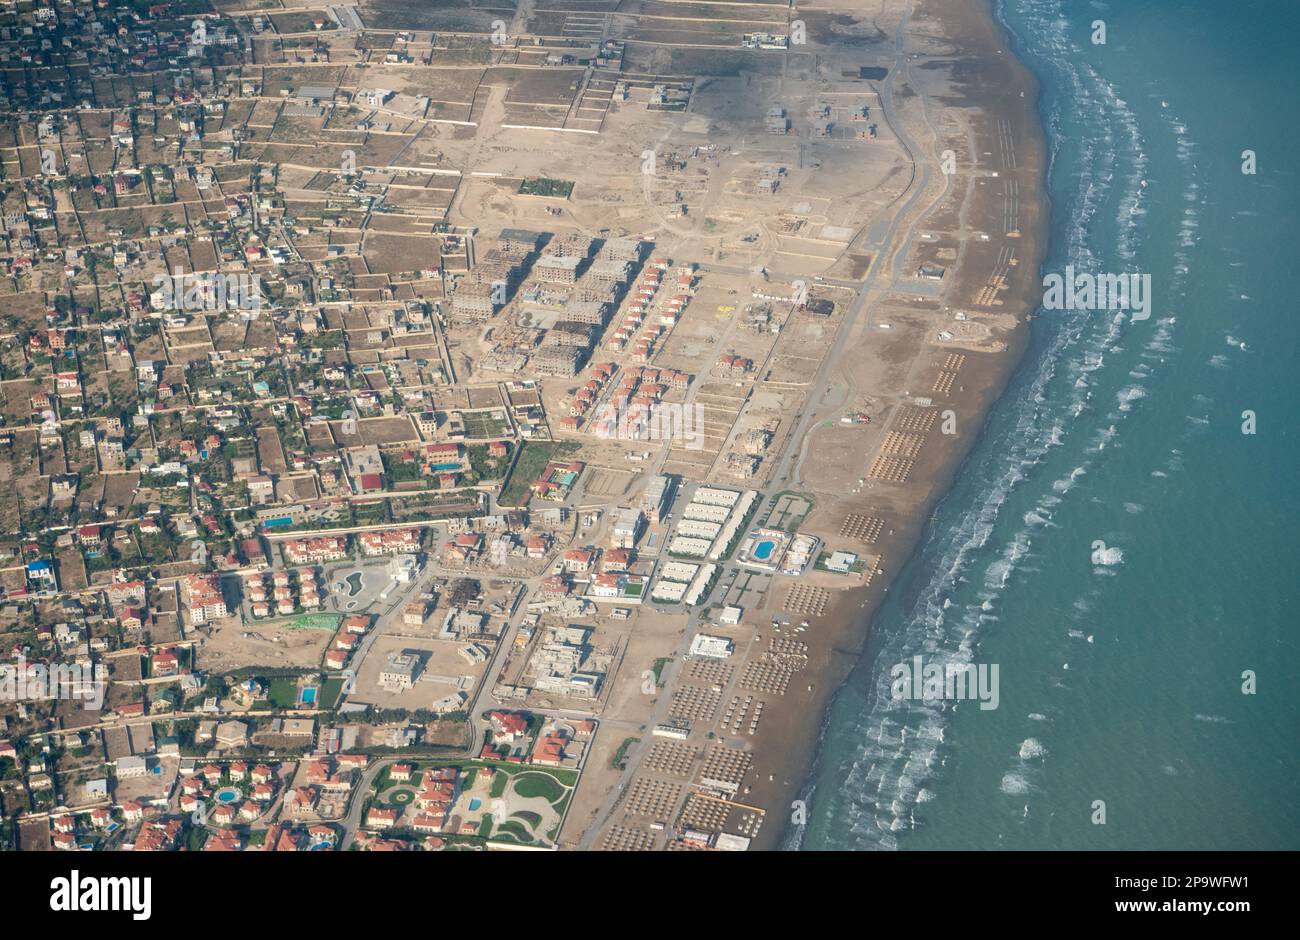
[195,617,336,673]
[576,0,1048,851]
[351,634,489,710]
[558,723,644,848]
[736,0,1049,849]
[557,605,688,846]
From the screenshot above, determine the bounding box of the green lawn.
[518,177,574,198]
[513,810,542,828]
[268,678,300,709]
[611,737,638,770]
[499,441,576,506]
[318,677,345,709]
[494,820,532,841]
[289,613,342,631]
[511,771,565,803]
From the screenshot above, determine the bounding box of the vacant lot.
[329,415,419,448]
[351,635,485,712]
[196,614,337,673]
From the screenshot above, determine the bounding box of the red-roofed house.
[151,650,180,677]
[531,733,567,767]
[489,710,530,744]
[562,548,595,572]
[411,814,444,834]
[390,763,414,783]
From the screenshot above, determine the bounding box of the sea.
[796,0,1299,850]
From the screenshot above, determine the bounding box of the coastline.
[746,0,1052,851]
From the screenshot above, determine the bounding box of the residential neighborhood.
[0,0,1017,860]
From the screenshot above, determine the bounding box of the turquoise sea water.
[798,0,1298,850]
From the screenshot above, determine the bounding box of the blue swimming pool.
[753,540,776,561]
[468,797,482,811]
[215,787,240,804]
[300,687,317,704]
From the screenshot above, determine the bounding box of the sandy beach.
[731,0,1052,849]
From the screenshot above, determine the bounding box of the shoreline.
[745,0,1053,851]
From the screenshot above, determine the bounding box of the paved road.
[340,756,394,849]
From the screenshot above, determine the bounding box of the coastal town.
[0,0,1043,853]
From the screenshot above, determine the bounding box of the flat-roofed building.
[572,283,618,307]
[451,284,498,322]
[403,601,429,627]
[296,85,336,104]
[562,300,608,326]
[668,535,712,557]
[548,233,594,259]
[379,651,422,691]
[533,345,584,377]
[536,254,582,284]
[610,507,644,548]
[689,634,734,659]
[659,561,701,582]
[115,755,150,778]
[585,259,631,288]
[825,550,858,573]
[683,502,731,523]
[674,519,721,541]
[651,580,687,603]
[640,474,676,523]
[546,321,596,348]
[691,486,741,508]
[480,246,529,269]
[683,563,717,605]
[600,237,643,263]
[498,229,547,254]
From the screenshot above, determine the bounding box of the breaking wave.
[795,0,1202,850]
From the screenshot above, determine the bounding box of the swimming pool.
[753,539,776,561]
[215,787,240,804]
[468,797,482,812]
[430,462,460,471]
[300,687,317,705]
